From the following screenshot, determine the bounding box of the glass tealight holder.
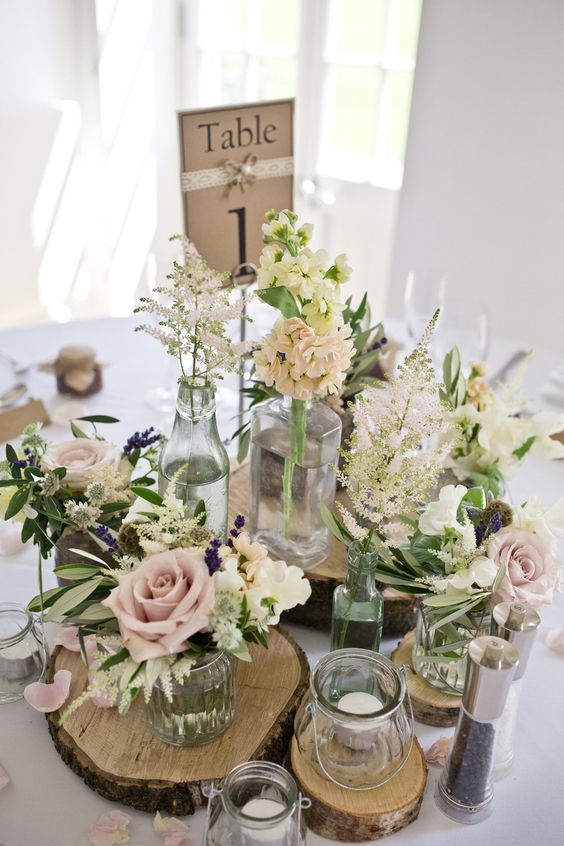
[0,603,49,703]
[205,761,309,846]
[294,649,414,790]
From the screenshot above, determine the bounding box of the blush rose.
[102,548,215,662]
[41,439,122,491]
[488,527,561,609]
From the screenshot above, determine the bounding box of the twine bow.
[224,153,259,193]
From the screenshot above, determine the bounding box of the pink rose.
[41,439,122,491]
[102,549,215,662]
[488,527,561,609]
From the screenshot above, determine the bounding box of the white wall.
[388,0,564,353]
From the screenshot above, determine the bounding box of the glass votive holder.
[294,649,414,790]
[0,603,49,703]
[205,761,309,846]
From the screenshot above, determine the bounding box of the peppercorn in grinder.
[435,635,519,824]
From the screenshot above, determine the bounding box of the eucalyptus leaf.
[4,485,30,520]
[77,415,120,424]
[44,578,104,622]
[237,428,251,463]
[319,503,353,545]
[70,421,88,439]
[428,595,487,632]
[130,486,163,506]
[257,286,300,318]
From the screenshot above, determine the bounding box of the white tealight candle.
[335,692,384,752]
[241,797,289,844]
[337,691,383,714]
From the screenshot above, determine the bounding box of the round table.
[0,317,563,846]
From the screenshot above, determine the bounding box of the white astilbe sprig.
[338,311,455,543]
[135,236,251,387]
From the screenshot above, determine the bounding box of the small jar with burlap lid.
[49,345,103,397]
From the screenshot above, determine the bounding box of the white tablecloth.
[0,317,563,846]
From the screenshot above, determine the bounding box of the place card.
[0,399,50,444]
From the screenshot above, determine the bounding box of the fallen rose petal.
[153,811,190,835]
[0,521,27,555]
[546,627,564,655]
[23,669,72,713]
[88,810,131,846]
[0,763,10,790]
[164,835,192,846]
[154,812,191,845]
[426,736,453,766]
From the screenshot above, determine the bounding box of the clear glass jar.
[206,761,308,846]
[412,603,491,694]
[0,603,49,703]
[144,651,234,746]
[250,396,341,570]
[158,383,229,537]
[330,541,383,652]
[294,649,413,790]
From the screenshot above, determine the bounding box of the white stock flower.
[418,485,468,537]
[434,556,498,593]
[246,560,312,624]
[213,558,246,593]
[512,494,564,552]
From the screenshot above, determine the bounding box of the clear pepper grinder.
[435,635,519,824]
[491,601,540,780]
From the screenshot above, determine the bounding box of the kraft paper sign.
[0,399,50,444]
[178,99,294,277]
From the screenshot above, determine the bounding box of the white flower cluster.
[64,501,101,531]
[135,237,250,387]
[258,210,351,335]
[338,313,454,542]
[444,356,564,486]
[213,531,312,629]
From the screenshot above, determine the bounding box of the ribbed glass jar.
[144,651,235,746]
[413,604,491,694]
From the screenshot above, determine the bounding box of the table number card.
[178,99,294,277]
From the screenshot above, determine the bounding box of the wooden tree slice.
[229,463,418,638]
[391,630,461,727]
[46,628,309,815]
[290,735,427,842]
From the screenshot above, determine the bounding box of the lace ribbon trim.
[181,155,294,193]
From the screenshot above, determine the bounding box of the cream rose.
[41,439,122,492]
[488,527,561,608]
[102,548,215,662]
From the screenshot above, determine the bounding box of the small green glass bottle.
[331,540,384,652]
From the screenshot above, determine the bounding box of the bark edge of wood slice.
[290,735,427,842]
[391,630,462,727]
[229,463,419,637]
[46,627,309,815]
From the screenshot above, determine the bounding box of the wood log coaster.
[46,628,309,815]
[229,463,419,638]
[391,630,461,727]
[290,735,427,842]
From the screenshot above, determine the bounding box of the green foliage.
[257,286,300,318]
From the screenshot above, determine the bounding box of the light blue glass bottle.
[331,541,384,652]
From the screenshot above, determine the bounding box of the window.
[187,0,422,189]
